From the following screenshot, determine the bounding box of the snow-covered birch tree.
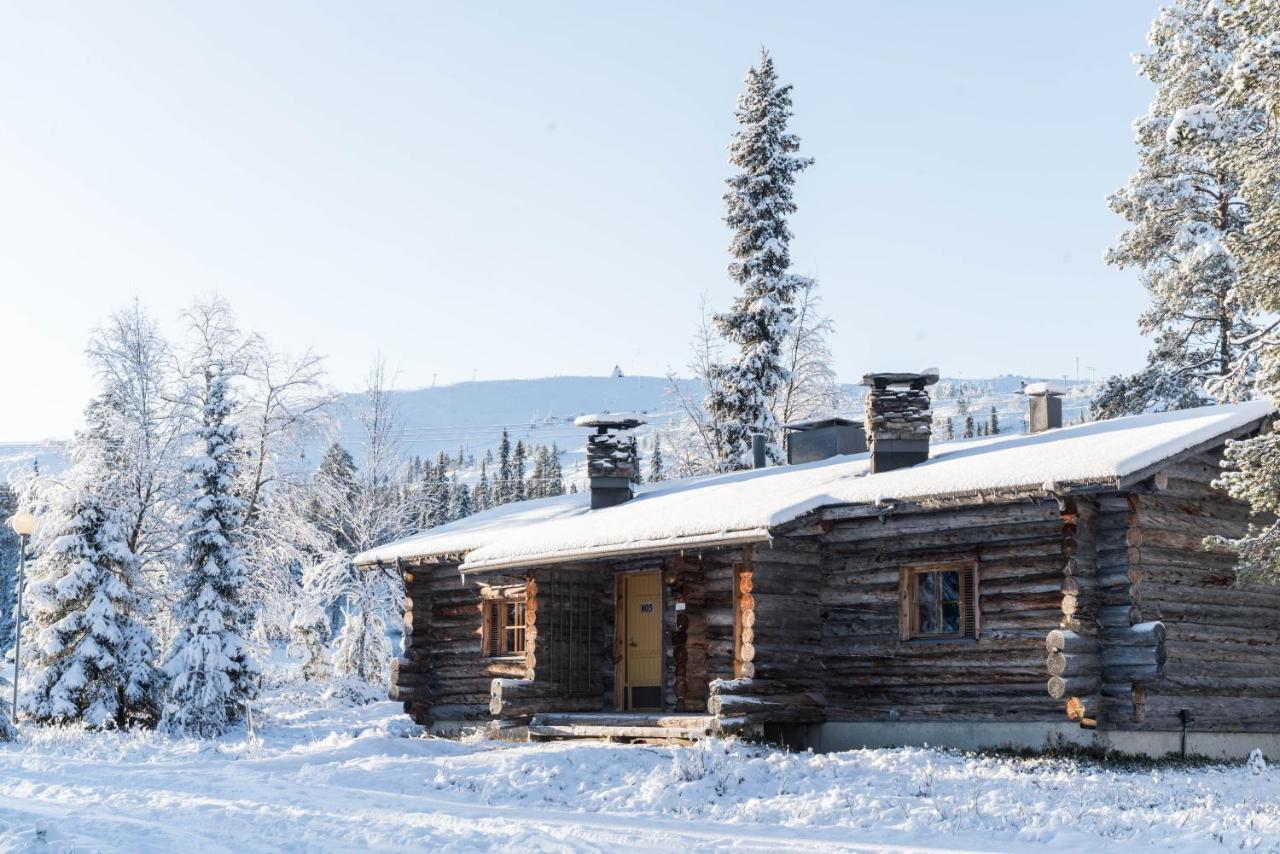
[706,49,815,469]
[1099,0,1262,419]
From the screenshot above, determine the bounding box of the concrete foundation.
[807,721,1280,760]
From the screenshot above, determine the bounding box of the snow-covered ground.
[1,677,1278,853]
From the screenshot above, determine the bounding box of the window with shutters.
[900,562,979,641]
[482,596,526,657]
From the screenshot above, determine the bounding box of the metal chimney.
[575,414,645,509]
[782,417,867,464]
[1025,383,1064,433]
[861,369,940,474]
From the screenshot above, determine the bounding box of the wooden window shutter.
[962,562,979,639]
[485,600,501,656]
[898,569,912,641]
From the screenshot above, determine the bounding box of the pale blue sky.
[0,2,1158,438]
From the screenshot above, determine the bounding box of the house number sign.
[640,603,655,613]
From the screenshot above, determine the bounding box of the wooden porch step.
[527,713,718,742]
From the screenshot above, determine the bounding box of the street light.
[7,511,36,724]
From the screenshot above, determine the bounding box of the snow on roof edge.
[356,401,1275,570]
[459,528,772,574]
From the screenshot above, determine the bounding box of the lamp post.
[7,510,36,724]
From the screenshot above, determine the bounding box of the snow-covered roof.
[355,401,1273,573]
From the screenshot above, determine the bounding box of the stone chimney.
[860,369,940,474]
[1025,382,1064,433]
[575,414,644,509]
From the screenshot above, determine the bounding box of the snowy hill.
[1,373,1097,484]
[0,441,68,484]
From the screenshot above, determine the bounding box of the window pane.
[918,603,938,634]
[916,572,937,604]
[941,601,961,633]
[939,571,960,603]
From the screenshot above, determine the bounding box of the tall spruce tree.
[706,49,814,469]
[649,434,665,482]
[496,431,513,505]
[21,444,162,729]
[512,440,527,502]
[162,362,259,736]
[1100,0,1260,419]
[988,406,1000,436]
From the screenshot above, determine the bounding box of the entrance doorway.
[622,572,662,711]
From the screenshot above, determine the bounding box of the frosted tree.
[513,440,527,502]
[944,417,955,441]
[449,477,472,520]
[20,445,162,729]
[706,49,814,469]
[473,462,491,512]
[0,482,18,653]
[162,307,259,736]
[649,434,665,483]
[668,296,733,476]
[299,358,414,687]
[1103,0,1261,415]
[963,415,975,439]
[988,407,1000,436]
[85,303,188,607]
[772,280,844,432]
[496,431,513,505]
[1188,1,1280,582]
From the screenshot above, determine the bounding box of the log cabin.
[355,373,1280,758]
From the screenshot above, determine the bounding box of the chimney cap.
[860,369,940,388]
[574,413,645,430]
[1023,381,1066,397]
[782,416,863,432]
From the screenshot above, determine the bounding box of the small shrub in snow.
[288,601,332,682]
[331,592,389,686]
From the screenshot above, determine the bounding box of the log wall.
[1116,448,1280,732]
[392,562,526,725]
[814,500,1069,721]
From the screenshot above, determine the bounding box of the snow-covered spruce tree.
[512,440,527,502]
[20,444,162,729]
[162,362,259,736]
[496,431,513,505]
[1102,0,1261,416]
[706,49,814,469]
[473,462,491,512]
[988,406,1000,436]
[945,417,955,441]
[649,434,665,483]
[963,415,975,439]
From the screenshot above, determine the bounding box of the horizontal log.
[1047,676,1100,700]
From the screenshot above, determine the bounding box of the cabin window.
[900,562,978,641]
[483,597,526,657]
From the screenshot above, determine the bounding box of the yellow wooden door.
[624,572,662,710]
